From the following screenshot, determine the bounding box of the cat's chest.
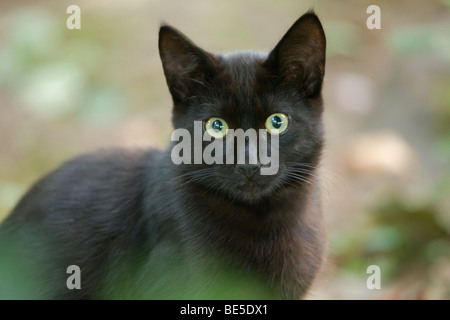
[184,196,303,263]
[175,186,323,298]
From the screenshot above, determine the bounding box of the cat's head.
[159,11,326,204]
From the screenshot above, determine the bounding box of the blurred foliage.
[333,196,450,277]
[323,21,361,58]
[389,26,450,59]
[431,78,450,160]
[331,32,450,297]
[0,8,127,122]
[0,232,47,299]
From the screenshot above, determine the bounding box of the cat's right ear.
[159,25,218,103]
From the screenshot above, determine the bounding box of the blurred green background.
[0,0,449,299]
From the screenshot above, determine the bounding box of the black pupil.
[271,115,282,129]
[212,119,223,131]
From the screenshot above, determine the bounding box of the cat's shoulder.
[5,148,162,226]
[54,147,161,178]
[64,147,153,167]
[14,148,160,213]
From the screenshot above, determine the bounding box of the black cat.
[0,11,326,299]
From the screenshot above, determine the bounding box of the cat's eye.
[265,113,288,134]
[205,117,229,138]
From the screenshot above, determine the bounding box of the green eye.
[265,113,288,134]
[205,117,228,138]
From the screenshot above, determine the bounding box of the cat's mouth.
[228,174,279,202]
[238,180,258,194]
[241,182,255,192]
[181,165,283,203]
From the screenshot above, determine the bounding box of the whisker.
[285,173,314,186]
[284,162,319,170]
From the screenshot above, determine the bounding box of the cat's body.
[0,12,327,299]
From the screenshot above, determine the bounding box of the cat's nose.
[235,163,261,178]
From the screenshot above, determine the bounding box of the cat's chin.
[225,180,277,204]
[233,191,268,204]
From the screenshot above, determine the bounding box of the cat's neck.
[179,180,324,298]
[182,178,319,233]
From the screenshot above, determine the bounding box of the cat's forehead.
[217,51,268,84]
[219,51,268,64]
[210,51,272,124]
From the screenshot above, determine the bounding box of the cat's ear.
[264,11,326,98]
[159,25,218,103]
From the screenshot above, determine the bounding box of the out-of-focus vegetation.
[0,0,449,299]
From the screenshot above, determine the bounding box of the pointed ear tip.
[160,24,185,39]
[300,10,322,23]
[296,11,326,41]
[159,24,173,35]
[159,25,183,48]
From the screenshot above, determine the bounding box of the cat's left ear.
[264,12,326,98]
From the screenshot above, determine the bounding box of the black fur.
[0,11,326,299]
